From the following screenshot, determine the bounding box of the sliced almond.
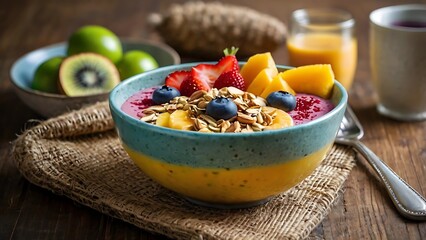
[197,100,209,109]
[141,114,157,122]
[194,118,208,130]
[147,105,166,113]
[227,86,245,96]
[207,124,221,132]
[199,114,218,127]
[189,90,207,101]
[237,112,256,124]
[219,120,231,133]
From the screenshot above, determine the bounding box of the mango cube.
[260,74,295,99]
[247,68,277,96]
[240,52,278,87]
[279,64,335,99]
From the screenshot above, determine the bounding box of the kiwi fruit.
[32,56,63,94]
[59,53,120,96]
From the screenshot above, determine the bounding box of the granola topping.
[140,87,280,133]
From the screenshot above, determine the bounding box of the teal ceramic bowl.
[10,40,180,117]
[109,63,347,209]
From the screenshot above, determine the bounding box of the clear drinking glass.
[287,8,357,90]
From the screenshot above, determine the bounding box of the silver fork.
[335,106,426,220]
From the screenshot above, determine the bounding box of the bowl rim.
[109,62,348,138]
[9,39,181,100]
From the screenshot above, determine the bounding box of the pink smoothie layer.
[289,93,335,125]
[121,87,334,125]
[121,87,157,119]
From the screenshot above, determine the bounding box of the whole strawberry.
[221,47,240,72]
[213,70,246,91]
[180,76,210,96]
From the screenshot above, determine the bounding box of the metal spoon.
[335,106,426,220]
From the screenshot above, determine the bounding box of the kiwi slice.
[59,53,120,96]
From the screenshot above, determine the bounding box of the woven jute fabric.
[12,101,356,240]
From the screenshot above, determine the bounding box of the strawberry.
[213,70,246,91]
[222,47,240,72]
[165,70,191,90]
[191,48,239,88]
[180,76,210,97]
[164,47,239,93]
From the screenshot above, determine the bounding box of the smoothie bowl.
[109,55,347,208]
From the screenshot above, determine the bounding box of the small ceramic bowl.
[109,63,347,209]
[10,40,180,118]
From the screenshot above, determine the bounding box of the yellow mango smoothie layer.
[124,143,333,204]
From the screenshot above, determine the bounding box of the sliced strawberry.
[191,64,222,88]
[190,47,240,89]
[165,70,191,90]
[213,70,246,91]
[191,59,236,88]
[180,76,210,97]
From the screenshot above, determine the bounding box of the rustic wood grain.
[1,0,425,239]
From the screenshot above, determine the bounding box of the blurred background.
[3,0,414,118]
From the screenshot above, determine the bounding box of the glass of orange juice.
[287,8,357,90]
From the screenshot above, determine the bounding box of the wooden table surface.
[1,0,425,239]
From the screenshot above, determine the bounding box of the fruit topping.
[165,70,191,90]
[162,47,242,96]
[155,112,171,127]
[189,47,239,90]
[260,74,295,98]
[206,97,238,120]
[213,70,246,91]
[169,110,193,130]
[240,52,278,87]
[152,85,181,104]
[139,87,294,133]
[280,64,335,99]
[266,91,297,112]
[180,76,210,97]
[263,107,294,130]
[58,53,120,96]
[222,47,240,72]
[191,59,234,89]
[246,68,275,96]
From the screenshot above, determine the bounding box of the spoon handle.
[353,140,426,220]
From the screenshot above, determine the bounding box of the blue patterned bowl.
[109,63,347,209]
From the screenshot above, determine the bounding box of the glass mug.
[287,8,357,90]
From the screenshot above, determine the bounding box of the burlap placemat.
[12,101,356,240]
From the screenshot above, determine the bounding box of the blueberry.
[152,85,180,104]
[206,97,238,120]
[266,91,297,111]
